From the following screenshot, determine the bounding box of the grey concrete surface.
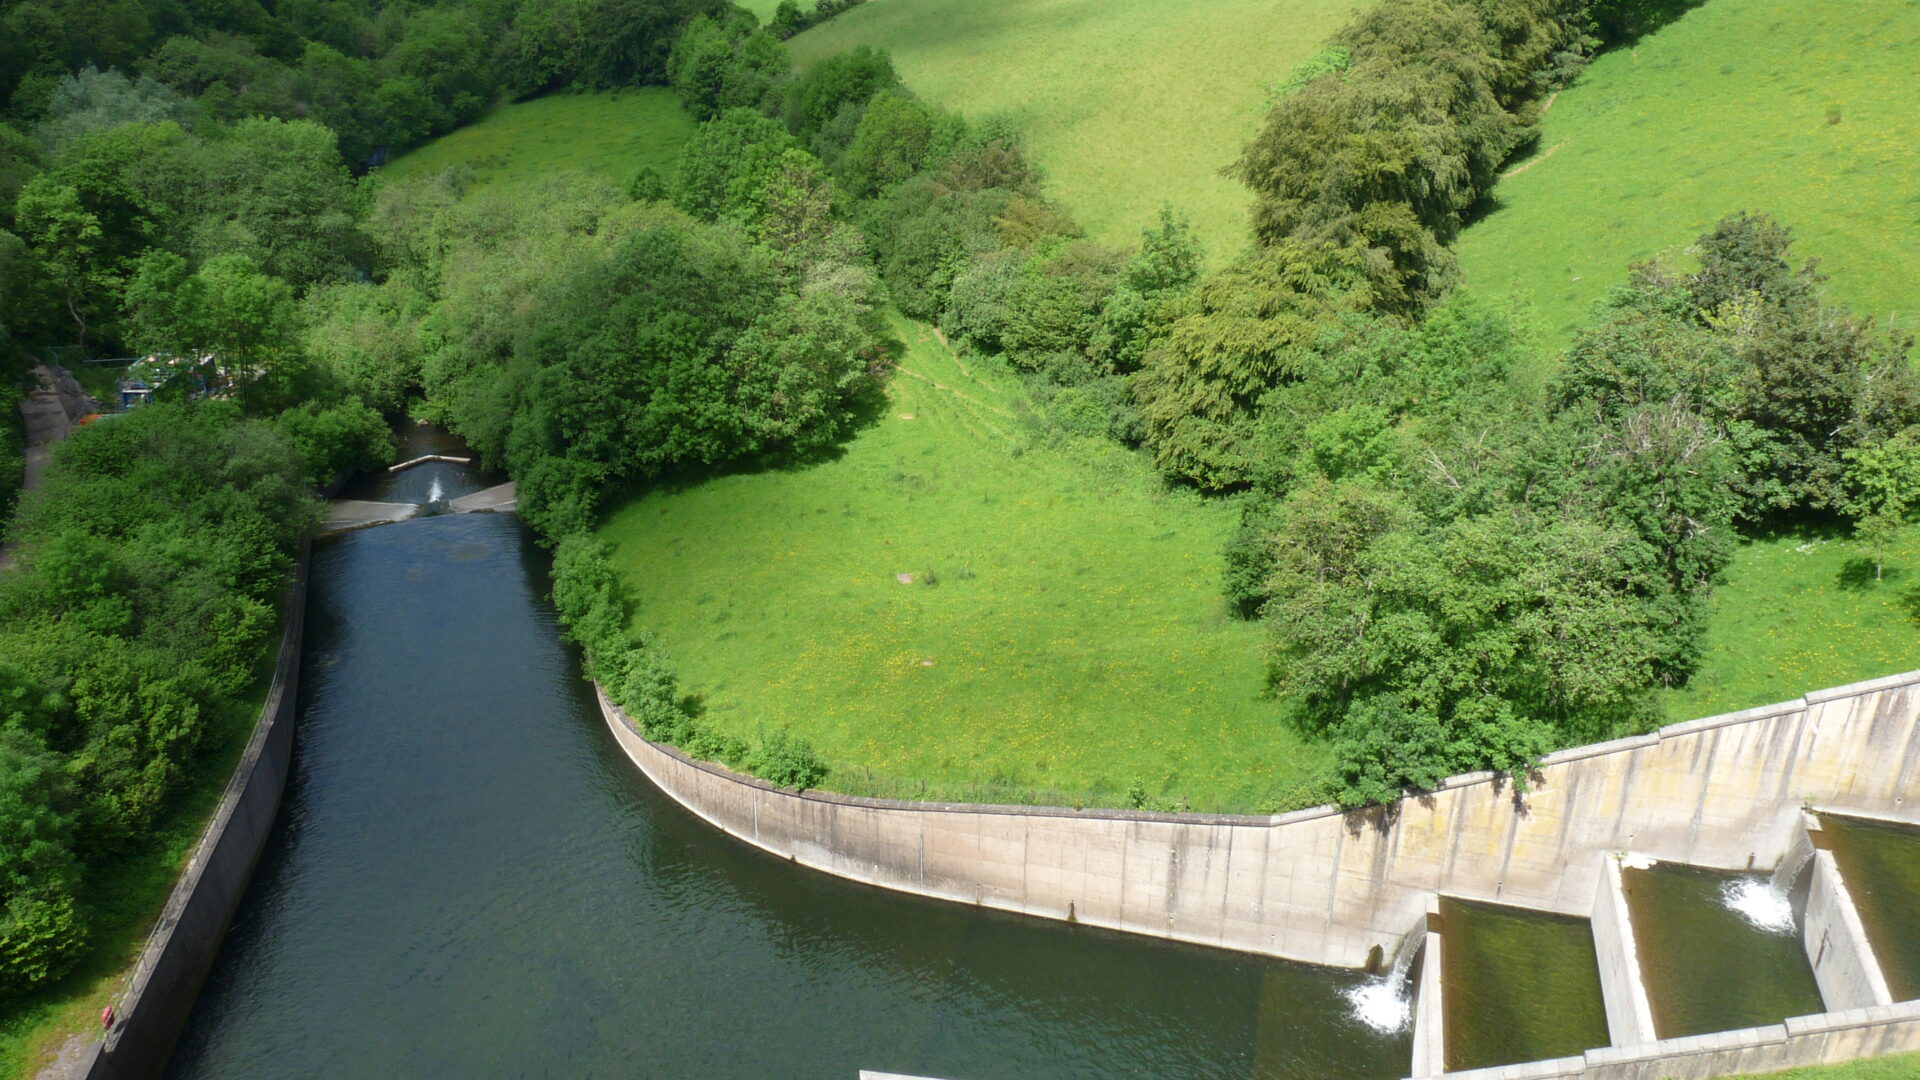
[1804,848,1894,1011]
[320,499,420,534]
[1591,856,1657,1047]
[1411,923,1445,1078]
[447,481,516,514]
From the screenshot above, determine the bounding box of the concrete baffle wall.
[594,669,1920,971]
[1411,917,1445,1077]
[73,543,313,1080]
[1590,857,1656,1047]
[1803,848,1895,1012]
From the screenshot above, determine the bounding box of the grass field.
[1662,526,1920,722]
[1456,0,1920,343]
[1733,1055,1920,1080]
[599,316,1327,812]
[781,0,1350,264]
[380,88,696,193]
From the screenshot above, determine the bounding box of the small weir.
[1819,812,1920,1001]
[1620,862,1824,1038]
[1438,897,1610,1071]
[164,435,1413,1080]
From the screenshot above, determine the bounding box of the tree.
[32,65,193,153]
[779,45,897,141]
[667,12,787,121]
[1843,428,1920,581]
[184,117,363,288]
[671,107,796,223]
[0,727,85,992]
[125,252,300,406]
[14,178,119,346]
[1133,241,1388,490]
[839,90,957,198]
[1265,494,1663,806]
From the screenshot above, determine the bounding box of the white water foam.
[427,476,444,503]
[1722,877,1796,934]
[1345,977,1412,1033]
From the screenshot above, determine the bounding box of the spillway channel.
[165,444,1411,1079]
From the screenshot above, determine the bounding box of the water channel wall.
[1434,999,1920,1080]
[70,542,312,1080]
[1411,921,1445,1078]
[1803,849,1894,1011]
[596,669,1920,970]
[1590,858,1658,1047]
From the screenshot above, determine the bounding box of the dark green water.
[1621,864,1823,1037]
[166,461,1411,1079]
[1440,898,1610,1071]
[1820,813,1920,1002]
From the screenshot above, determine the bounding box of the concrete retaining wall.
[71,542,312,1080]
[1436,1000,1920,1080]
[1411,923,1445,1079]
[596,668,1920,969]
[1591,858,1657,1046]
[1804,849,1894,1011]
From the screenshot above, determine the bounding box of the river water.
[167,443,1409,1079]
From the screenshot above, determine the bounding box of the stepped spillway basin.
[1819,813,1920,1001]
[1620,863,1824,1038]
[1439,897,1611,1071]
[165,453,1413,1079]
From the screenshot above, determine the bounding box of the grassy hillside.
[599,317,1328,812]
[380,88,696,192]
[1662,527,1920,722]
[783,0,1351,263]
[1456,0,1920,342]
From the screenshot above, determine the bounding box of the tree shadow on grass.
[1595,0,1711,48]
[1835,557,1889,592]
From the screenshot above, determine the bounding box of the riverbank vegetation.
[0,402,375,1006]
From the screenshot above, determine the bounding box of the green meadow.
[1662,527,1920,722]
[380,88,696,192]
[1456,0,1920,343]
[1730,1056,1920,1080]
[599,317,1327,811]
[781,0,1351,263]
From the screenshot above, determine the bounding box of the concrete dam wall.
[596,670,1920,970]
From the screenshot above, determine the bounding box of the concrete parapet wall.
[1435,1000,1920,1080]
[1591,857,1657,1046]
[596,668,1920,969]
[1804,849,1894,1011]
[71,544,312,1080]
[1411,926,1445,1078]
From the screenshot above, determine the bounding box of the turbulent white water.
[1344,977,1412,1033]
[1722,878,1796,934]
[427,476,444,503]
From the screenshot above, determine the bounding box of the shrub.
[745,727,828,789]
